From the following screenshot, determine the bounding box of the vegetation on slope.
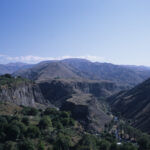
[0,74,30,88]
[0,102,149,150]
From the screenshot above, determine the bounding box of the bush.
[37,141,45,150]
[137,136,150,150]
[60,111,70,118]
[25,126,40,138]
[110,143,118,150]
[3,74,12,78]
[44,108,59,118]
[21,107,38,116]
[18,139,35,150]
[77,135,97,150]
[98,140,110,150]
[21,117,30,126]
[53,121,63,129]
[0,132,6,142]
[76,145,91,150]
[119,143,138,150]
[0,144,4,150]
[38,116,52,129]
[4,141,16,150]
[6,124,20,140]
[60,118,70,126]
[54,133,71,150]
[10,120,26,138]
[0,116,8,132]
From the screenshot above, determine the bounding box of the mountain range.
[0,58,150,133]
[13,58,150,88]
[0,62,33,75]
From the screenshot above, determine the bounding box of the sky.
[0,0,150,65]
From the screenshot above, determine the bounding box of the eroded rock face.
[38,79,119,106]
[0,82,46,107]
[0,77,114,133]
[61,94,111,133]
[38,79,114,133]
[38,80,74,107]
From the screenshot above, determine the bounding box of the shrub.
[38,116,52,129]
[6,124,20,140]
[21,117,30,126]
[78,135,97,150]
[53,121,63,129]
[60,111,70,118]
[137,136,150,150]
[0,132,6,142]
[0,117,8,133]
[54,133,71,150]
[21,107,38,116]
[4,141,16,150]
[37,141,45,150]
[18,139,35,150]
[0,144,4,150]
[25,126,40,138]
[98,140,110,150]
[44,108,59,118]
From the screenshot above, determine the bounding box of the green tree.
[110,143,118,150]
[119,143,137,150]
[138,136,150,150]
[0,116,8,132]
[6,125,20,140]
[4,141,16,150]
[60,111,70,118]
[54,134,71,150]
[78,135,97,150]
[39,116,52,129]
[18,139,35,150]
[53,121,63,129]
[37,141,45,150]
[25,125,40,138]
[76,145,92,150]
[0,144,4,150]
[98,140,110,150]
[21,117,30,126]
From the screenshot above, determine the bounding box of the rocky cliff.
[61,93,111,133]
[0,75,46,107]
[0,75,115,133]
[37,79,116,133]
[38,79,120,106]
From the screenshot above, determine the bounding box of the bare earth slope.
[13,59,150,88]
[109,78,150,133]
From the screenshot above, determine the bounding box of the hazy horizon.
[1,0,150,66]
[0,56,150,68]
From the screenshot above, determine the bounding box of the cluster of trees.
[76,134,138,150]
[0,107,76,150]
[0,105,149,150]
[0,74,30,87]
[103,118,150,150]
[76,133,150,150]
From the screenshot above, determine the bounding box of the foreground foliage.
[0,103,149,150]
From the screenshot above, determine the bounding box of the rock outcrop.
[37,79,116,133]
[0,76,46,107]
[61,93,111,133]
[38,79,120,106]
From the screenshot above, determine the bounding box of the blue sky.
[0,0,150,65]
